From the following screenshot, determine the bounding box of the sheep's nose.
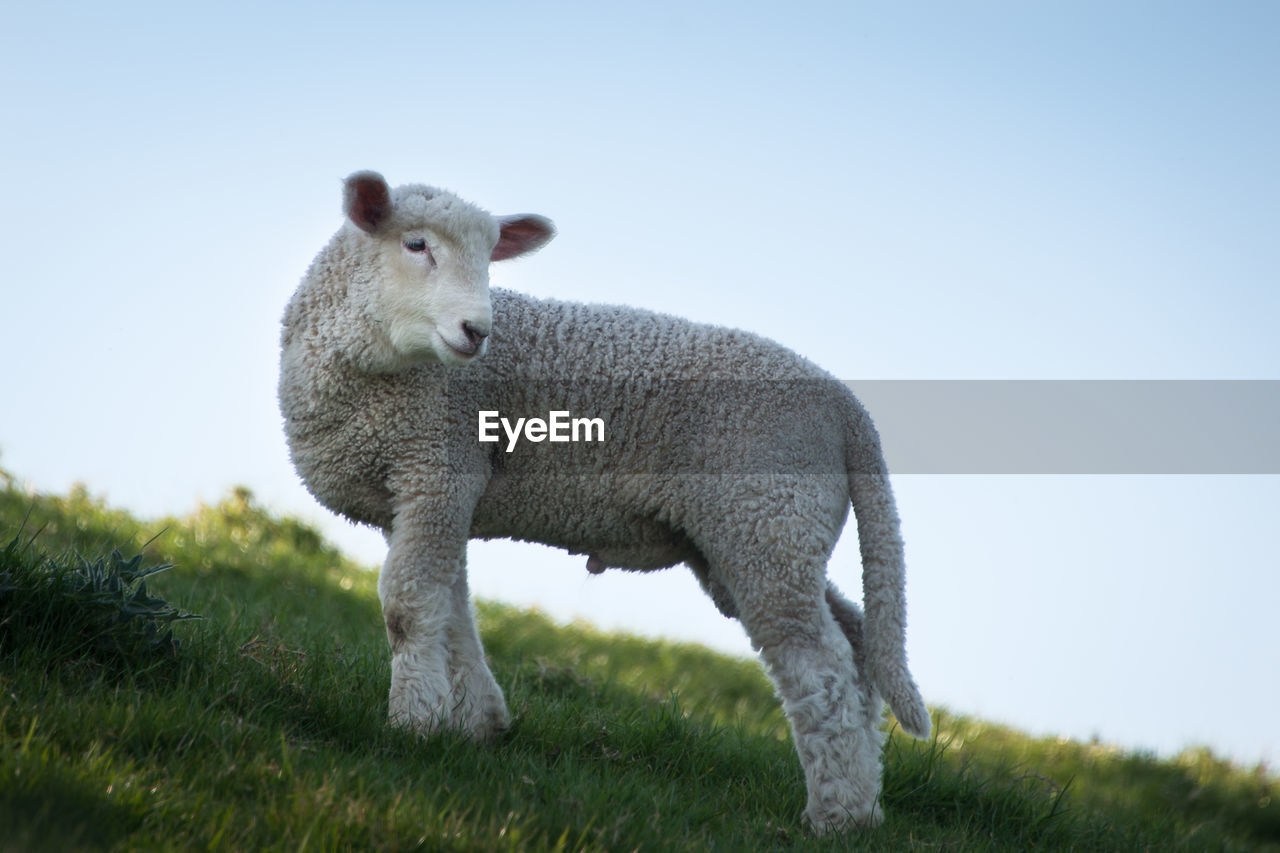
[462,321,489,349]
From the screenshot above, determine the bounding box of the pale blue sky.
[2,2,1277,768]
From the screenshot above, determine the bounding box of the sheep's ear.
[344,171,393,233]
[492,214,556,261]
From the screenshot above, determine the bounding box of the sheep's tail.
[842,399,931,739]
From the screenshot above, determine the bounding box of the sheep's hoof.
[461,698,511,743]
[806,800,883,835]
[388,696,510,743]
[388,708,447,737]
[472,711,510,743]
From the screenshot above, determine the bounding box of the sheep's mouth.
[440,334,484,361]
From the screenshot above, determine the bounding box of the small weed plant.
[0,533,199,671]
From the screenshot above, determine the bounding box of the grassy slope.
[0,471,1276,851]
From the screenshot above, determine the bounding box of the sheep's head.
[342,170,555,367]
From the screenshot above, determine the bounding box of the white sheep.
[278,171,930,832]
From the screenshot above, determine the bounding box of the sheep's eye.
[403,238,429,254]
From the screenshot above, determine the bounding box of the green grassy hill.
[1,467,1276,851]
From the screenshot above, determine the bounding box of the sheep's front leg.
[377,505,468,736]
[444,571,509,741]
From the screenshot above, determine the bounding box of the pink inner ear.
[492,215,554,261]
[347,174,392,233]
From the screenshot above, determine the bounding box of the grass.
[0,465,1276,851]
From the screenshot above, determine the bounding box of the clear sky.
[2,2,1277,768]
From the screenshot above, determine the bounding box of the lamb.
[278,170,930,833]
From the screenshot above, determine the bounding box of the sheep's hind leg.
[725,553,885,833]
[687,554,739,619]
[444,570,509,741]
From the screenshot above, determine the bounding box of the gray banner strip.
[847,380,1280,474]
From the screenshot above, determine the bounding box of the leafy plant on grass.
[0,532,200,671]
